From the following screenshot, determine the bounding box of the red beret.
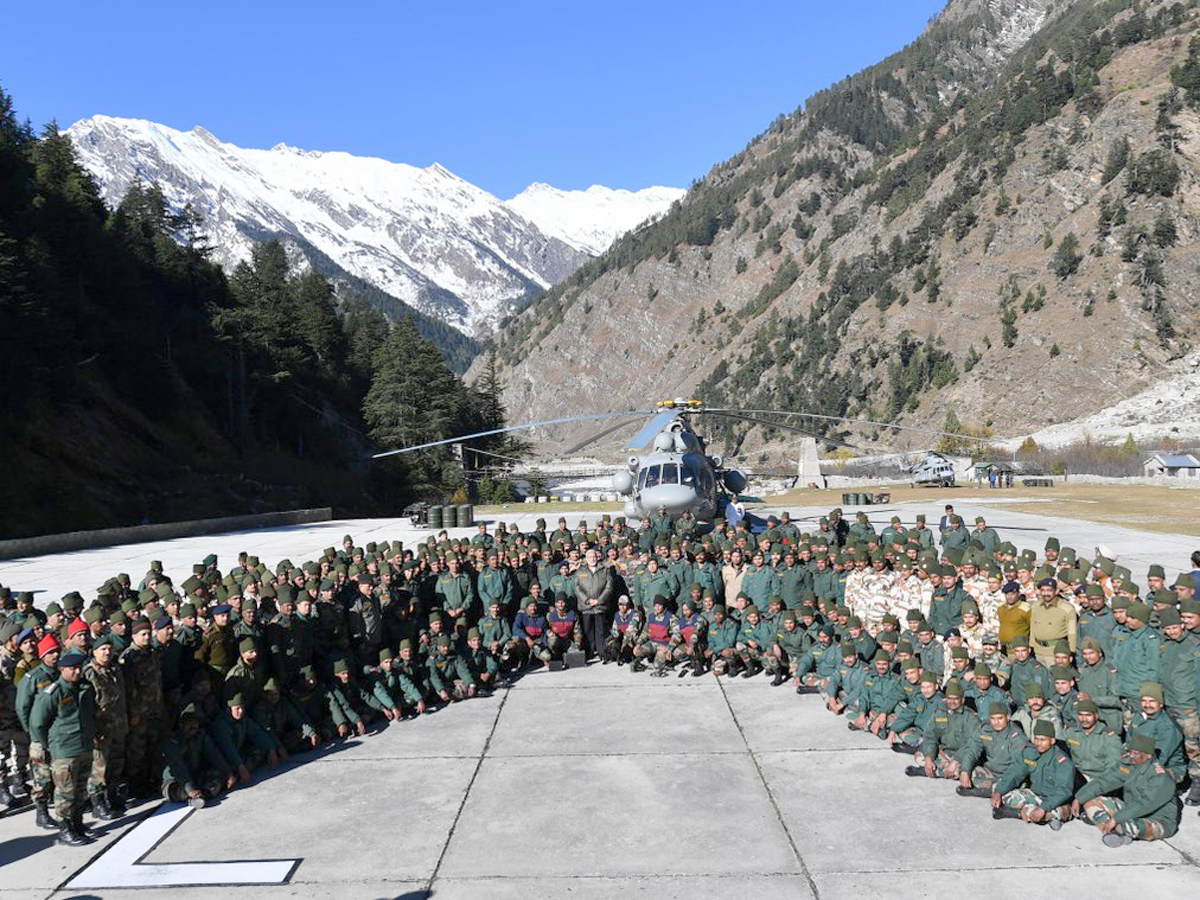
[67,618,89,638]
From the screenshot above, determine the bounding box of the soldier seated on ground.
[991,719,1075,828]
[1076,733,1181,846]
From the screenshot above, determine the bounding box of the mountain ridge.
[65,116,682,338]
[479,0,1200,462]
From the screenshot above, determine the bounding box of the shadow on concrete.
[0,831,58,865]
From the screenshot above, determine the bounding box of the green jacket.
[1077,756,1180,836]
[1007,657,1051,707]
[1114,625,1162,700]
[776,565,812,609]
[1077,659,1122,732]
[796,641,841,680]
[958,721,1030,774]
[476,566,513,611]
[435,572,477,614]
[891,691,944,737]
[30,676,96,757]
[1128,711,1186,780]
[1062,723,1122,780]
[705,619,739,654]
[856,670,905,715]
[1159,630,1198,710]
[996,742,1075,811]
[920,703,976,758]
[16,661,56,735]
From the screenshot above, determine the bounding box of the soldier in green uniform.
[1127,681,1186,783]
[1063,699,1122,782]
[955,702,1030,796]
[991,719,1075,827]
[1077,732,1181,846]
[30,651,96,846]
[17,634,61,829]
[909,679,977,779]
[888,671,943,753]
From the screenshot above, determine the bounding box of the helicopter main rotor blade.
[624,410,678,451]
[703,409,999,444]
[370,410,656,459]
[700,411,861,450]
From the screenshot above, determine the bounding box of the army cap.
[0,620,21,644]
[846,615,862,628]
[974,663,992,678]
[1119,579,1139,595]
[1002,581,1020,594]
[1050,666,1074,682]
[982,633,999,646]
[238,637,256,654]
[1032,719,1056,739]
[332,658,350,674]
[1140,682,1164,703]
[82,607,104,625]
[378,647,394,663]
[1025,681,1045,698]
[1126,601,1151,623]
[45,601,63,617]
[781,610,796,623]
[1129,732,1156,755]
[1159,608,1183,627]
[436,634,451,648]
[873,650,892,663]
[1053,639,1071,655]
[154,615,173,631]
[988,701,1008,716]
[1148,564,1166,579]
[1181,599,1200,615]
[1083,584,1104,599]
[227,692,245,709]
[1076,698,1099,715]
[59,651,86,668]
[1176,574,1197,589]
[901,657,921,671]
[878,631,898,646]
[839,641,856,657]
[130,618,151,635]
[1045,537,1060,551]
[1111,596,1131,611]
[466,627,481,640]
[93,633,114,649]
[944,679,964,697]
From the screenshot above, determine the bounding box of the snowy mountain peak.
[507,182,686,256]
[65,116,681,336]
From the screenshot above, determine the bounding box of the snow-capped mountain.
[65,116,682,335]
[508,183,685,256]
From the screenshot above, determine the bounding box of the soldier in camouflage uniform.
[0,620,29,810]
[121,619,165,796]
[83,634,127,818]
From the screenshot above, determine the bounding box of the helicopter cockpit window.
[644,465,662,488]
[638,466,649,489]
[660,463,679,484]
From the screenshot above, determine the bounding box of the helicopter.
[370,399,999,523]
[371,398,850,525]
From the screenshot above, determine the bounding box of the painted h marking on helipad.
[64,802,300,889]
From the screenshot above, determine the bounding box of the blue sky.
[4,1,947,197]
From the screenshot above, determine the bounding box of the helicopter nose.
[639,485,696,515]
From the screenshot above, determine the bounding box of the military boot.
[956,785,992,799]
[1186,781,1200,807]
[57,819,88,847]
[110,783,128,815]
[8,773,28,799]
[771,670,786,686]
[0,781,13,811]
[90,791,116,821]
[35,798,57,831]
[741,661,761,679]
[795,683,820,694]
[991,805,1022,820]
[692,658,705,678]
[630,658,645,673]
[891,742,918,755]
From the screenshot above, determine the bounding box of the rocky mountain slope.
[66,117,682,336]
[480,0,1200,463]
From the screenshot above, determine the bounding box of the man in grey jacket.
[575,550,615,660]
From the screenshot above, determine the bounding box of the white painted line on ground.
[64,802,300,889]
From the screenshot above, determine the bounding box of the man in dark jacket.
[574,549,615,660]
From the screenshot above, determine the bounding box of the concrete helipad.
[1,501,1199,898]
